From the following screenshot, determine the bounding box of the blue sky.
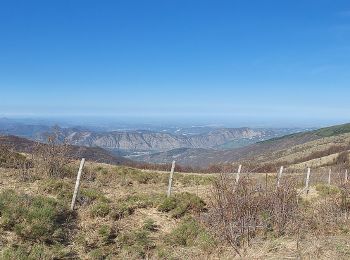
[0,0,350,126]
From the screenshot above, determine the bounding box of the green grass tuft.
[158,192,206,218]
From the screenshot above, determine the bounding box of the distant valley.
[1,118,350,171]
[0,118,302,155]
[137,123,350,169]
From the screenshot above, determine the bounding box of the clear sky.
[0,0,350,126]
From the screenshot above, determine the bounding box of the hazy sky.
[1,0,350,125]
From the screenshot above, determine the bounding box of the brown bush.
[32,134,71,178]
[207,173,299,252]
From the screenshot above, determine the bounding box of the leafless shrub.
[32,133,71,178]
[206,166,350,254]
[207,173,298,252]
[0,144,33,180]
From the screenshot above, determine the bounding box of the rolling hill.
[0,135,132,165]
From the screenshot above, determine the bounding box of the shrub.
[158,192,206,218]
[116,167,168,185]
[166,217,216,251]
[1,244,75,260]
[80,188,109,205]
[111,193,165,220]
[0,146,29,169]
[98,224,116,244]
[166,217,200,246]
[157,197,177,212]
[118,229,155,258]
[1,246,28,260]
[41,179,73,202]
[42,179,108,207]
[32,134,71,178]
[208,174,299,249]
[95,166,109,175]
[90,202,110,218]
[0,189,70,243]
[89,248,106,260]
[111,203,135,220]
[143,218,158,232]
[176,174,215,187]
[316,184,340,197]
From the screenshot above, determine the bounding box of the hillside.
[136,123,350,168]
[2,153,350,259]
[0,135,132,165]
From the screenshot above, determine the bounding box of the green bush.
[158,192,206,218]
[124,194,164,208]
[111,203,135,220]
[1,244,74,260]
[90,202,111,218]
[176,174,215,187]
[42,179,108,206]
[166,217,216,251]
[0,189,70,243]
[98,224,116,244]
[111,193,165,220]
[80,188,109,204]
[89,248,106,260]
[143,218,158,232]
[157,197,177,212]
[118,229,155,258]
[116,167,168,185]
[316,184,340,197]
[95,166,109,175]
[41,179,73,202]
[1,246,28,260]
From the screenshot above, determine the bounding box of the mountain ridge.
[135,123,350,167]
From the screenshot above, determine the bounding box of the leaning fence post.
[277,166,284,188]
[305,167,311,194]
[167,161,176,197]
[236,164,242,183]
[328,168,332,185]
[70,158,85,210]
[345,170,348,184]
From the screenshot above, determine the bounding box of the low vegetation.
[1,141,350,259]
[158,192,206,218]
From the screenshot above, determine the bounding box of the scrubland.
[1,145,350,259]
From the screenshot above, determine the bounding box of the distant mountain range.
[1,117,350,170]
[135,123,350,168]
[54,127,297,152]
[0,118,303,154]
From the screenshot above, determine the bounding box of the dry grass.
[1,145,350,259]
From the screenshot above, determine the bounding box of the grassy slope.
[2,159,350,259]
[232,123,350,168]
[0,162,217,259]
[259,123,350,144]
[314,123,350,137]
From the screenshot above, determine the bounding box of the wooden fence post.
[70,158,85,210]
[305,167,311,194]
[236,164,242,183]
[328,168,332,185]
[345,170,348,184]
[167,161,176,197]
[277,166,284,188]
